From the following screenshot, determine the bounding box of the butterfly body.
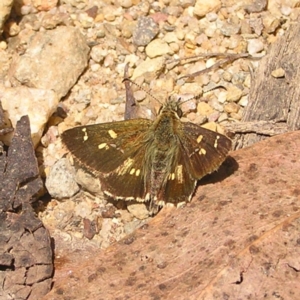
[143,102,183,205]
[62,98,231,213]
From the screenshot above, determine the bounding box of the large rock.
[0,85,59,147]
[0,0,13,34]
[9,26,90,99]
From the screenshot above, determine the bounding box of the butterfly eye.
[177,107,183,118]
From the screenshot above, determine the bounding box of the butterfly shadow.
[196,155,238,189]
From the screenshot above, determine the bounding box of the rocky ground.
[0,0,299,252]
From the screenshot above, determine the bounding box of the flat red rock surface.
[43,131,300,300]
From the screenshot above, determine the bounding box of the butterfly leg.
[148,198,161,215]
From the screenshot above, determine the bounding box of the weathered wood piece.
[232,21,300,149]
[0,115,53,300]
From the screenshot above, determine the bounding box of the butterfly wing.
[61,119,152,175]
[181,122,232,179]
[62,117,231,206]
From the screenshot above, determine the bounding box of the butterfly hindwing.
[99,144,148,201]
[181,122,232,179]
[156,145,197,204]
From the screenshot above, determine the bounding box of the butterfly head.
[158,96,183,118]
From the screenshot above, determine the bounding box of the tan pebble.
[219,7,228,19]
[197,102,214,116]
[0,41,7,50]
[247,38,264,55]
[153,77,175,92]
[244,74,251,88]
[201,121,217,132]
[281,5,292,16]
[238,96,248,107]
[271,68,285,78]
[118,0,133,8]
[201,39,212,51]
[146,39,173,58]
[226,85,243,102]
[206,58,216,68]
[127,203,149,220]
[185,42,196,50]
[181,98,197,111]
[169,42,180,53]
[263,14,280,34]
[163,32,178,43]
[231,110,243,120]
[204,26,216,38]
[95,14,104,22]
[167,15,177,25]
[224,102,240,114]
[176,29,185,40]
[6,21,20,36]
[218,112,228,122]
[132,57,165,80]
[133,90,146,101]
[103,6,116,21]
[211,72,220,83]
[180,82,202,95]
[217,91,227,104]
[223,71,233,82]
[195,33,208,45]
[194,0,221,17]
[195,73,210,86]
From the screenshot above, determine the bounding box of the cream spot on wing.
[176,201,186,208]
[82,128,88,141]
[199,148,206,155]
[116,158,135,175]
[108,129,117,139]
[176,165,183,183]
[197,135,203,144]
[214,135,220,148]
[171,173,175,180]
[165,203,175,208]
[158,200,165,206]
[124,158,134,168]
[98,142,107,149]
[130,168,135,175]
[135,169,141,176]
[168,173,175,180]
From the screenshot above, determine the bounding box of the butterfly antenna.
[179,83,228,106]
[176,93,202,106]
[122,77,163,105]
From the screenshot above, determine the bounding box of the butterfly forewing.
[182,122,232,179]
[62,119,151,174]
